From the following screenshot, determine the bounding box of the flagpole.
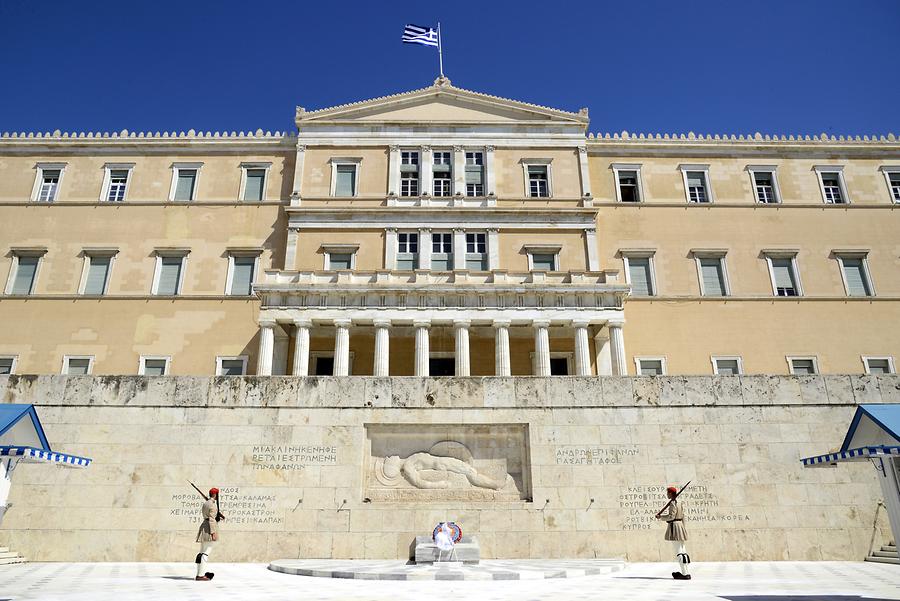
[437,22,444,78]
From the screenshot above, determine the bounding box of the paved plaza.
[0,561,898,601]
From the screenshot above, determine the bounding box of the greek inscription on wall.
[249,444,338,471]
[555,445,640,465]
[618,485,749,530]
[170,487,283,526]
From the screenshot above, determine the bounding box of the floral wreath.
[432,522,462,544]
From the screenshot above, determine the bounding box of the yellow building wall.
[497,231,588,271]
[294,230,385,271]
[300,147,388,199]
[494,149,582,199]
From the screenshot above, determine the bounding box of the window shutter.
[465,167,483,185]
[687,172,704,187]
[335,165,356,197]
[841,258,869,296]
[174,170,196,200]
[67,358,91,375]
[143,359,167,376]
[700,258,726,295]
[628,258,652,295]
[716,359,739,375]
[12,256,39,294]
[230,257,255,295]
[243,169,265,201]
[640,360,662,376]
[771,258,795,289]
[157,257,183,294]
[84,257,110,295]
[220,359,244,375]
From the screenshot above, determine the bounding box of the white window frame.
[521,159,553,198]
[787,355,819,375]
[78,249,118,295]
[30,162,67,202]
[328,158,361,198]
[763,251,803,297]
[216,355,249,376]
[833,251,875,297]
[225,251,261,296]
[634,356,667,376]
[138,355,171,376]
[0,355,18,375]
[465,151,485,197]
[168,162,203,201]
[813,165,850,205]
[879,166,900,204]
[239,162,272,201]
[611,163,645,203]
[691,250,731,296]
[746,165,782,204]
[524,244,562,271]
[5,249,46,295]
[862,356,895,375]
[151,250,189,295]
[321,244,359,270]
[430,231,453,271]
[620,249,658,296]
[61,355,94,375]
[99,163,135,202]
[309,350,355,376]
[711,356,743,375]
[679,164,714,203]
[400,150,421,198]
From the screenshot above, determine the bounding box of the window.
[400,151,419,197]
[712,356,742,375]
[31,163,66,202]
[329,159,360,198]
[764,253,802,297]
[881,167,900,203]
[525,245,561,271]
[527,165,549,197]
[0,356,17,375]
[152,252,188,295]
[612,164,643,202]
[433,151,452,197]
[101,164,134,202]
[226,253,259,296]
[635,357,666,376]
[549,356,570,376]
[169,163,202,201]
[788,357,818,375]
[6,252,43,295]
[680,166,712,203]
[465,152,484,196]
[322,245,358,271]
[747,166,780,204]
[465,232,487,271]
[139,356,170,376]
[397,232,419,270]
[431,232,453,271]
[863,357,895,375]
[62,356,93,375]
[835,253,874,297]
[622,252,656,296]
[692,253,729,296]
[309,352,355,376]
[814,166,848,204]
[329,254,352,270]
[430,357,455,376]
[217,356,248,376]
[241,164,269,201]
[80,252,115,295]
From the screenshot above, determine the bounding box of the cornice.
[0,129,297,150]
[587,130,899,150]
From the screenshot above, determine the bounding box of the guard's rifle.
[188,480,226,522]
[655,480,691,519]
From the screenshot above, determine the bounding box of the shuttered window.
[329,253,353,270]
[865,358,892,374]
[531,253,557,271]
[840,257,872,297]
[465,152,484,196]
[397,232,418,270]
[174,169,197,201]
[156,257,183,295]
[618,170,640,202]
[83,256,111,295]
[107,170,129,202]
[11,256,39,295]
[699,257,727,296]
[229,256,256,295]
[790,359,817,375]
[528,165,549,197]
[889,172,900,202]
[219,358,245,376]
[714,359,740,375]
[243,169,266,201]
[638,359,664,376]
[466,233,487,271]
[752,171,778,204]
[142,359,168,376]
[821,173,844,203]
[627,257,653,296]
[38,169,60,201]
[334,165,356,197]
[686,171,708,202]
[770,258,798,296]
[65,358,92,375]
[431,233,452,271]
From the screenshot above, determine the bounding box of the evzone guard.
[656,482,691,580]
[190,482,225,582]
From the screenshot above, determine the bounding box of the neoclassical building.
[1,78,898,378]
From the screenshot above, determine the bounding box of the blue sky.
[1,0,898,136]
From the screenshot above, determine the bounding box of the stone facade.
[1,374,896,562]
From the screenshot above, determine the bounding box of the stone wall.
[0,374,897,562]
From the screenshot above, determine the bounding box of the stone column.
[573,319,591,376]
[292,319,311,376]
[290,144,306,205]
[284,227,299,270]
[452,145,466,197]
[420,146,433,199]
[595,328,612,376]
[486,228,500,270]
[485,146,496,197]
[333,319,352,376]
[384,227,397,270]
[577,146,592,204]
[453,228,466,270]
[414,319,431,376]
[256,320,276,376]
[608,320,627,376]
[454,319,471,376]
[418,228,432,270]
[585,228,599,271]
[533,319,551,376]
[387,145,400,199]
[373,319,391,377]
[493,319,511,376]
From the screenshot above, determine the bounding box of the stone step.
[0,556,26,565]
[872,550,899,559]
[0,547,8,553]
[880,545,896,553]
[865,555,900,565]
[0,551,18,559]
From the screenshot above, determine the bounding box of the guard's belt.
[666,519,683,523]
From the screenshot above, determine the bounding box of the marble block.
[410,536,480,564]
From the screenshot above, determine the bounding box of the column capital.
[606,319,625,329]
[486,227,499,233]
[413,319,431,329]
[293,318,313,328]
[389,145,401,152]
[532,319,551,329]
[296,144,307,152]
[571,319,591,329]
[453,145,465,152]
[421,145,432,152]
[492,319,511,328]
[373,318,392,329]
[485,145,495,153]
[453,319,472,329]
[259,319,277,329]
[418,226,432,232]
[332,318,352,328]
[385,226,397,233]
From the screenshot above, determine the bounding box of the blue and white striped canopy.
[0,446,91,468]
[801,445,900,468]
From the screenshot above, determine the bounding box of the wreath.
[432,522,462,544]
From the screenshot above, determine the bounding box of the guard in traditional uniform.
[195,487,220,581]
[656,485,690,580]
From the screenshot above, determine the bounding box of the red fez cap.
[666,486,678,495]
[209,487,219,496]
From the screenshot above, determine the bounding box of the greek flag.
[402,24,439,47]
